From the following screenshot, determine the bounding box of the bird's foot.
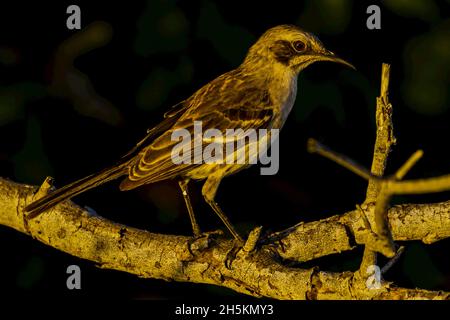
[225,241,242,269]
[225,226,263,269]
[188,229,223,254]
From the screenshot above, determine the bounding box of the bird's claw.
[225,226,263,269]
[188,230,223,254]
[225,240,243,269]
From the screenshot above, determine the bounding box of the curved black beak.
[317,51,356,70]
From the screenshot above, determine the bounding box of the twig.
[394,150,423,180]
[307,139,372,180]
[306,142,450,257]
[381,246,405,274]
[360,63,395,273]
[365,63,396,202]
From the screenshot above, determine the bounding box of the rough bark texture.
[0,177,448,300]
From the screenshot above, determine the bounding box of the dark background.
[0,0,449,299]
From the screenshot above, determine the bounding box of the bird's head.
[243,25,354,74]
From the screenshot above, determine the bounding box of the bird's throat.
[268,66,298,128]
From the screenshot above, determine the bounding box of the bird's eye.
[292,40,306,52]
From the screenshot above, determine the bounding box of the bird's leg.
[202,176,244,245]
[178,179,201,237]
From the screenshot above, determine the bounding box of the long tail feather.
[25,162,129,218]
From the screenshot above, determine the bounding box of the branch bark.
[360,63,396,272]
[267,201,450,262]
[0,177,448,299]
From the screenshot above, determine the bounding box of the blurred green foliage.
[297,0,352,34]
[403,243,444,289]
[0,46,19,65]
[196,1,254,65]
[137,55,193,110]
[384,0,440,22]
[403,21,450,115]
[295,76,345,125]
[16,256,45,289]
[12,116,52,182]
[0,83,45,126]
[135,0,189,56]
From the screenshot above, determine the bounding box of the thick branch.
[1,177,448,300]
[268,201,450,262]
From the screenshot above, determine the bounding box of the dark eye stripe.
[269,40,296,65]
[270,39,310,65]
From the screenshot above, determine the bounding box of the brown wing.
[120,70,274,190]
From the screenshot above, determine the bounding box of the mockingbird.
[25,25,354,244]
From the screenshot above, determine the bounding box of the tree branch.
[267,200,450,262]
[362,63,395,271]
[365,63,396,203]
[1,177,448,299]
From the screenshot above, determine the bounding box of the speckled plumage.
[25,25,353,242]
